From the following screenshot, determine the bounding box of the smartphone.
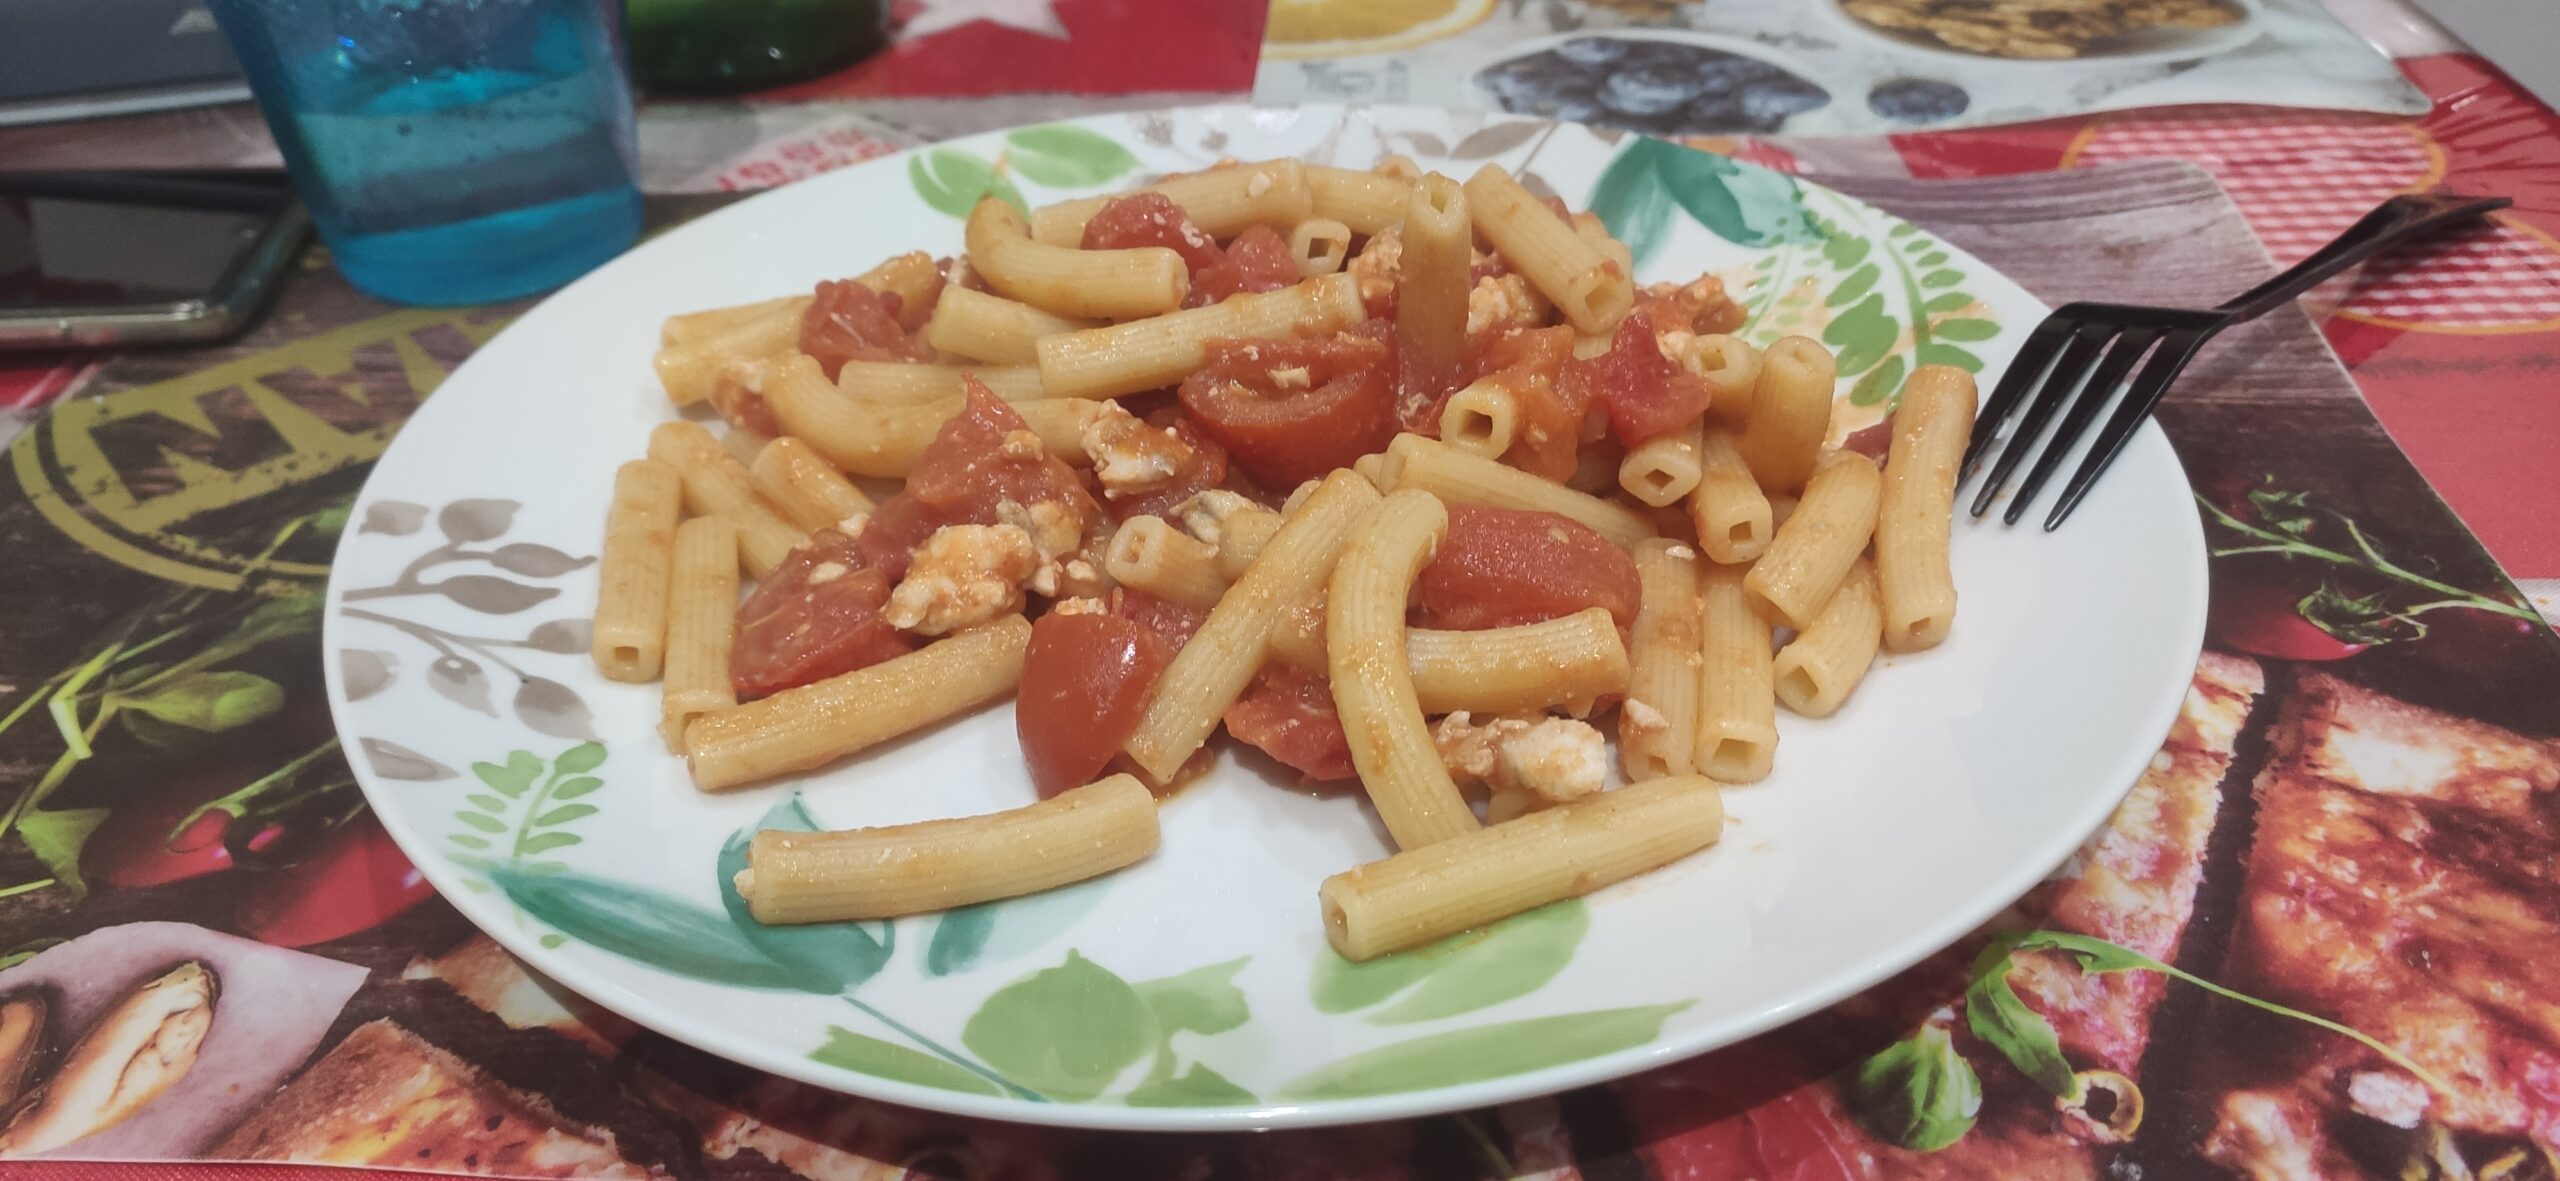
[0,172,308,350]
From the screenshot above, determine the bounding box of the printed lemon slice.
[1261,0,1498,61]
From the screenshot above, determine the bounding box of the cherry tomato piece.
[1190,225,1300,306]
[732,529,914,700]
[1223,663,1359,786]
[801,279,927,379]
[1179,327,1399,491]
[1018,613,1171,798]
[856,381,1101,580]
[1082,192,1221,272]
[1568,309,1712,448]
[1112,587,1208,654]
[1415,505,1642,631]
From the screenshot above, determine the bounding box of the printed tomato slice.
[1190,224,1300,305]
[732,529,914,700]
[1179,326,1399,491]
[1018,612,1170,798]
[1223,662,1359,786]
[1568,308,1712,447]
[1082,192,1222,272]
[801,278,927,379]
[855,380,1100,580]
[1414,505,1641,631]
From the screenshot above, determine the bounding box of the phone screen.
[0,175,296,310]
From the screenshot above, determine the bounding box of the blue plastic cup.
[205,0,644,306]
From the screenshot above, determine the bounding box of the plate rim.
[323,100,2212,1131]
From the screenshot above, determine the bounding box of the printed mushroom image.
[0,922,365,1159]
[0,964,214,1155]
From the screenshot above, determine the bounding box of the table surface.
[5,1,2560,1178]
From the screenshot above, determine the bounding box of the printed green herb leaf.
[1921,269,1963,289]
[1915,343,1985,373]
[1917,251,1948,267]
[717,794,895,995]
[812,1027,1006,1097]
[1843,1024,1981,1151]
[517,831,581,856]
[1826,264,1880,308]
[1849,355,1909,408]
[456,811,506,834]
[1004,125,1142,188]
[186,593,323,669]
[473,751,543,797]
[1588,140,1678,271]
[20,807,107,897]
[539,933,567,949]
[1823,293,1897,377]
[535,803,597,827]
[554,742,606,775]
[961,951,1153,1102]
[449,832,490,850]
[1963,938,2076,1097]
[1135,957,1252,1038]
[910,150,1027,220]
[549,776,604,801]
[1889,221,1917,238]
[2298,582,2406,645]
[1924,292,1973,314]
[1282,1004,1690,1100]
[114,670,283,732]
[1822,231,1870,269]
[1126,1062,1256,1108]
[2000,930,2459,1097]
[1311,899,1588,1024]
[1932,318,1999,342]
[927,907,997,976]
[467,794,507,813]
[491,864,821,991]
[926,878,1113,977]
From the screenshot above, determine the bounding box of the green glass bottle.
[626,0,888,94]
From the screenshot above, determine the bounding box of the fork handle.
[2215,191,2511,321]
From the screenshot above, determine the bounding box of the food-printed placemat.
[3,160,2555,1179]
[1255,0,2427,138]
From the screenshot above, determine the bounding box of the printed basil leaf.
[1826,263,1880,309]
[1822,231,1871,269]
[1849,355,1908,408]
[1823,293,1897,377]
[491,865,819,991]
[1134,957,1251,1038]
[1588,140,1677,272]
[114,670,284,732]
[1923,291,1973,314]
[1126,1062,1256,1108]
[20,807,108,898]
[927,907,996,976]
[910,149,1029,220]
[717,794,894,995]
[1963,938,2076,1097]
[1282,1003,1689,1100]
[1311,899,1587,1024]
[811,1027,1005,1097]
[1932,318,1998,342]
[473,750,544,797]
[1004,125,1141,188]
[925,877,1111,976]
[961,951,1152,1102]
[1843,1024,1981,1151]
[1654,144,1819,248]
[1914,343,1984,373]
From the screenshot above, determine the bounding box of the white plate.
[323,103,2207,1131]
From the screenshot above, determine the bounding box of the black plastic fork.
[1961,190,2511,530]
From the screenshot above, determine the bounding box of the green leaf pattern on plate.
[1003,125,1142,188]
[910,149,1029,221]
[1281,1004,1691,1100]
[1312,899,1589,1025]
[450,742,604,877]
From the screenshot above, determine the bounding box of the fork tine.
[1962,316,2075,477]
[2042,328,2213,530]
[1968,323,2113,518]
[2000,328,2161,525]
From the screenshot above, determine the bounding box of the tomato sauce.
[1568,308,1713,447]
[854,381,1099,581]
[1224,662,1360,787]
[730,529,914,700]
[1179,325,1400,491]
[1414,505,1641,632]
[800,279,928,379]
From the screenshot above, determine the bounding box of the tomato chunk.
[731,529,915,700]
[1179,325,1399,491]
[1190,224,1300,306]
[1224,662,1359,786]
[1414,506,1640,631]
[801,279,927,379]
[855,380,1099,581]
[1468,326,1581,480]
[1567,309,1712,448]
[1106,414,1231,522]
[1018,612,1170,798]
[1112,587,1207,653]
[1082,192,1221,272]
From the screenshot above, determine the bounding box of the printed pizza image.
[1840,0,2245,59]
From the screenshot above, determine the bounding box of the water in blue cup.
[207,0,643,306]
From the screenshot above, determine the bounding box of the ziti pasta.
[605,157,1981,958]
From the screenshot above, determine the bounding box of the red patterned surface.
[751,0,1266,99]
